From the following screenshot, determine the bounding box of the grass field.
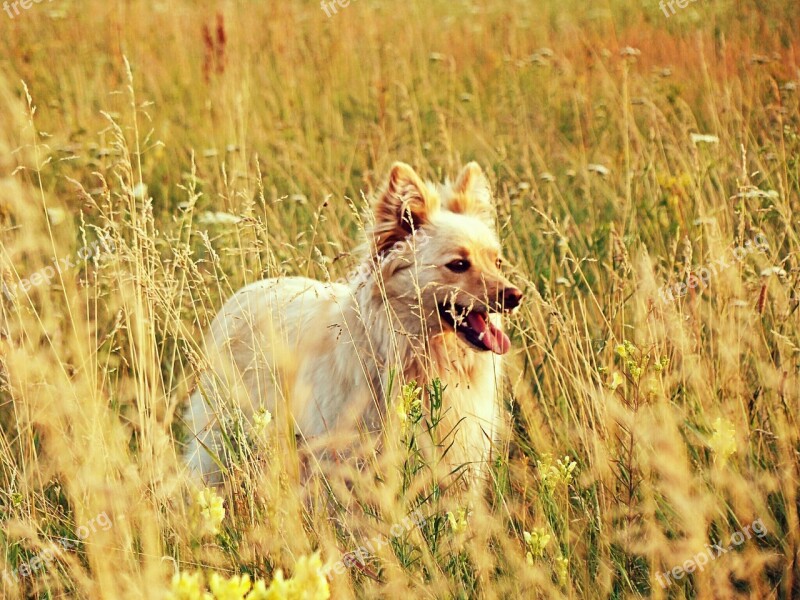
[1,0,799,598]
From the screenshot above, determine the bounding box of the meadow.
[0,0,799,598]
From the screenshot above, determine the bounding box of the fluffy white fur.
[184,162,522,486]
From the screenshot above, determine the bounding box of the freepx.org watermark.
[3,0,57,20]
[2,233,116,301]
[655,517,768,588]
[658,234,769,304]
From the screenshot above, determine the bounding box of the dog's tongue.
[466,312,511,355]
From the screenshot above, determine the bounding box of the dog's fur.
[184,162,522,485]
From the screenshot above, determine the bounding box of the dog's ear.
[455,162,492,205]
[372,162,433,253]
[449,162,494,224]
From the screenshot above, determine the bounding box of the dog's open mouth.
[438,304,511,355]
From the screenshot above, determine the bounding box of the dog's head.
[369,162,522,355]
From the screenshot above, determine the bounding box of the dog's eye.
[446,259,471,273]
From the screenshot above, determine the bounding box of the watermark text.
[655,517,767,588]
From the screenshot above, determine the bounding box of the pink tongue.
[465,312,511,355]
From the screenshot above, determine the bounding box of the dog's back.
[184,276,380,482]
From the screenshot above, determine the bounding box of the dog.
[184,162,522,486]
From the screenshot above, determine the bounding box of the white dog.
[184,162,522,485]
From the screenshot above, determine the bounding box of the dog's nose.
[502,287,523,311]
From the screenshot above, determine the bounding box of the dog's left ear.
[450,162,494,223]
[372,162,435,254]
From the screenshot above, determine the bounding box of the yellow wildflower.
[537,453,557,493]
[394,400,408,424]
[194,488,225,536]
[245,570,291,600]
[244,579,270,600]
[555,455,577,485]
[289,553,330,600]
[609,371,624,391]
[555,554,569,586]
[709,417,737,463]
[524,527,551,562]
[252,408,273,440]
[537,454,576,492]
[615,340,636,360]
[614,340,648,381]
[245,553,329,600]
[166,571,208,600]
[208,573,251,600]
[396,382,423,432]
[164,563,330,600]
[447,508,469,535]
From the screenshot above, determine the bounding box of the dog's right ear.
[372,162,434,254]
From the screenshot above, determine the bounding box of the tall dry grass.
[0,0,799,598]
